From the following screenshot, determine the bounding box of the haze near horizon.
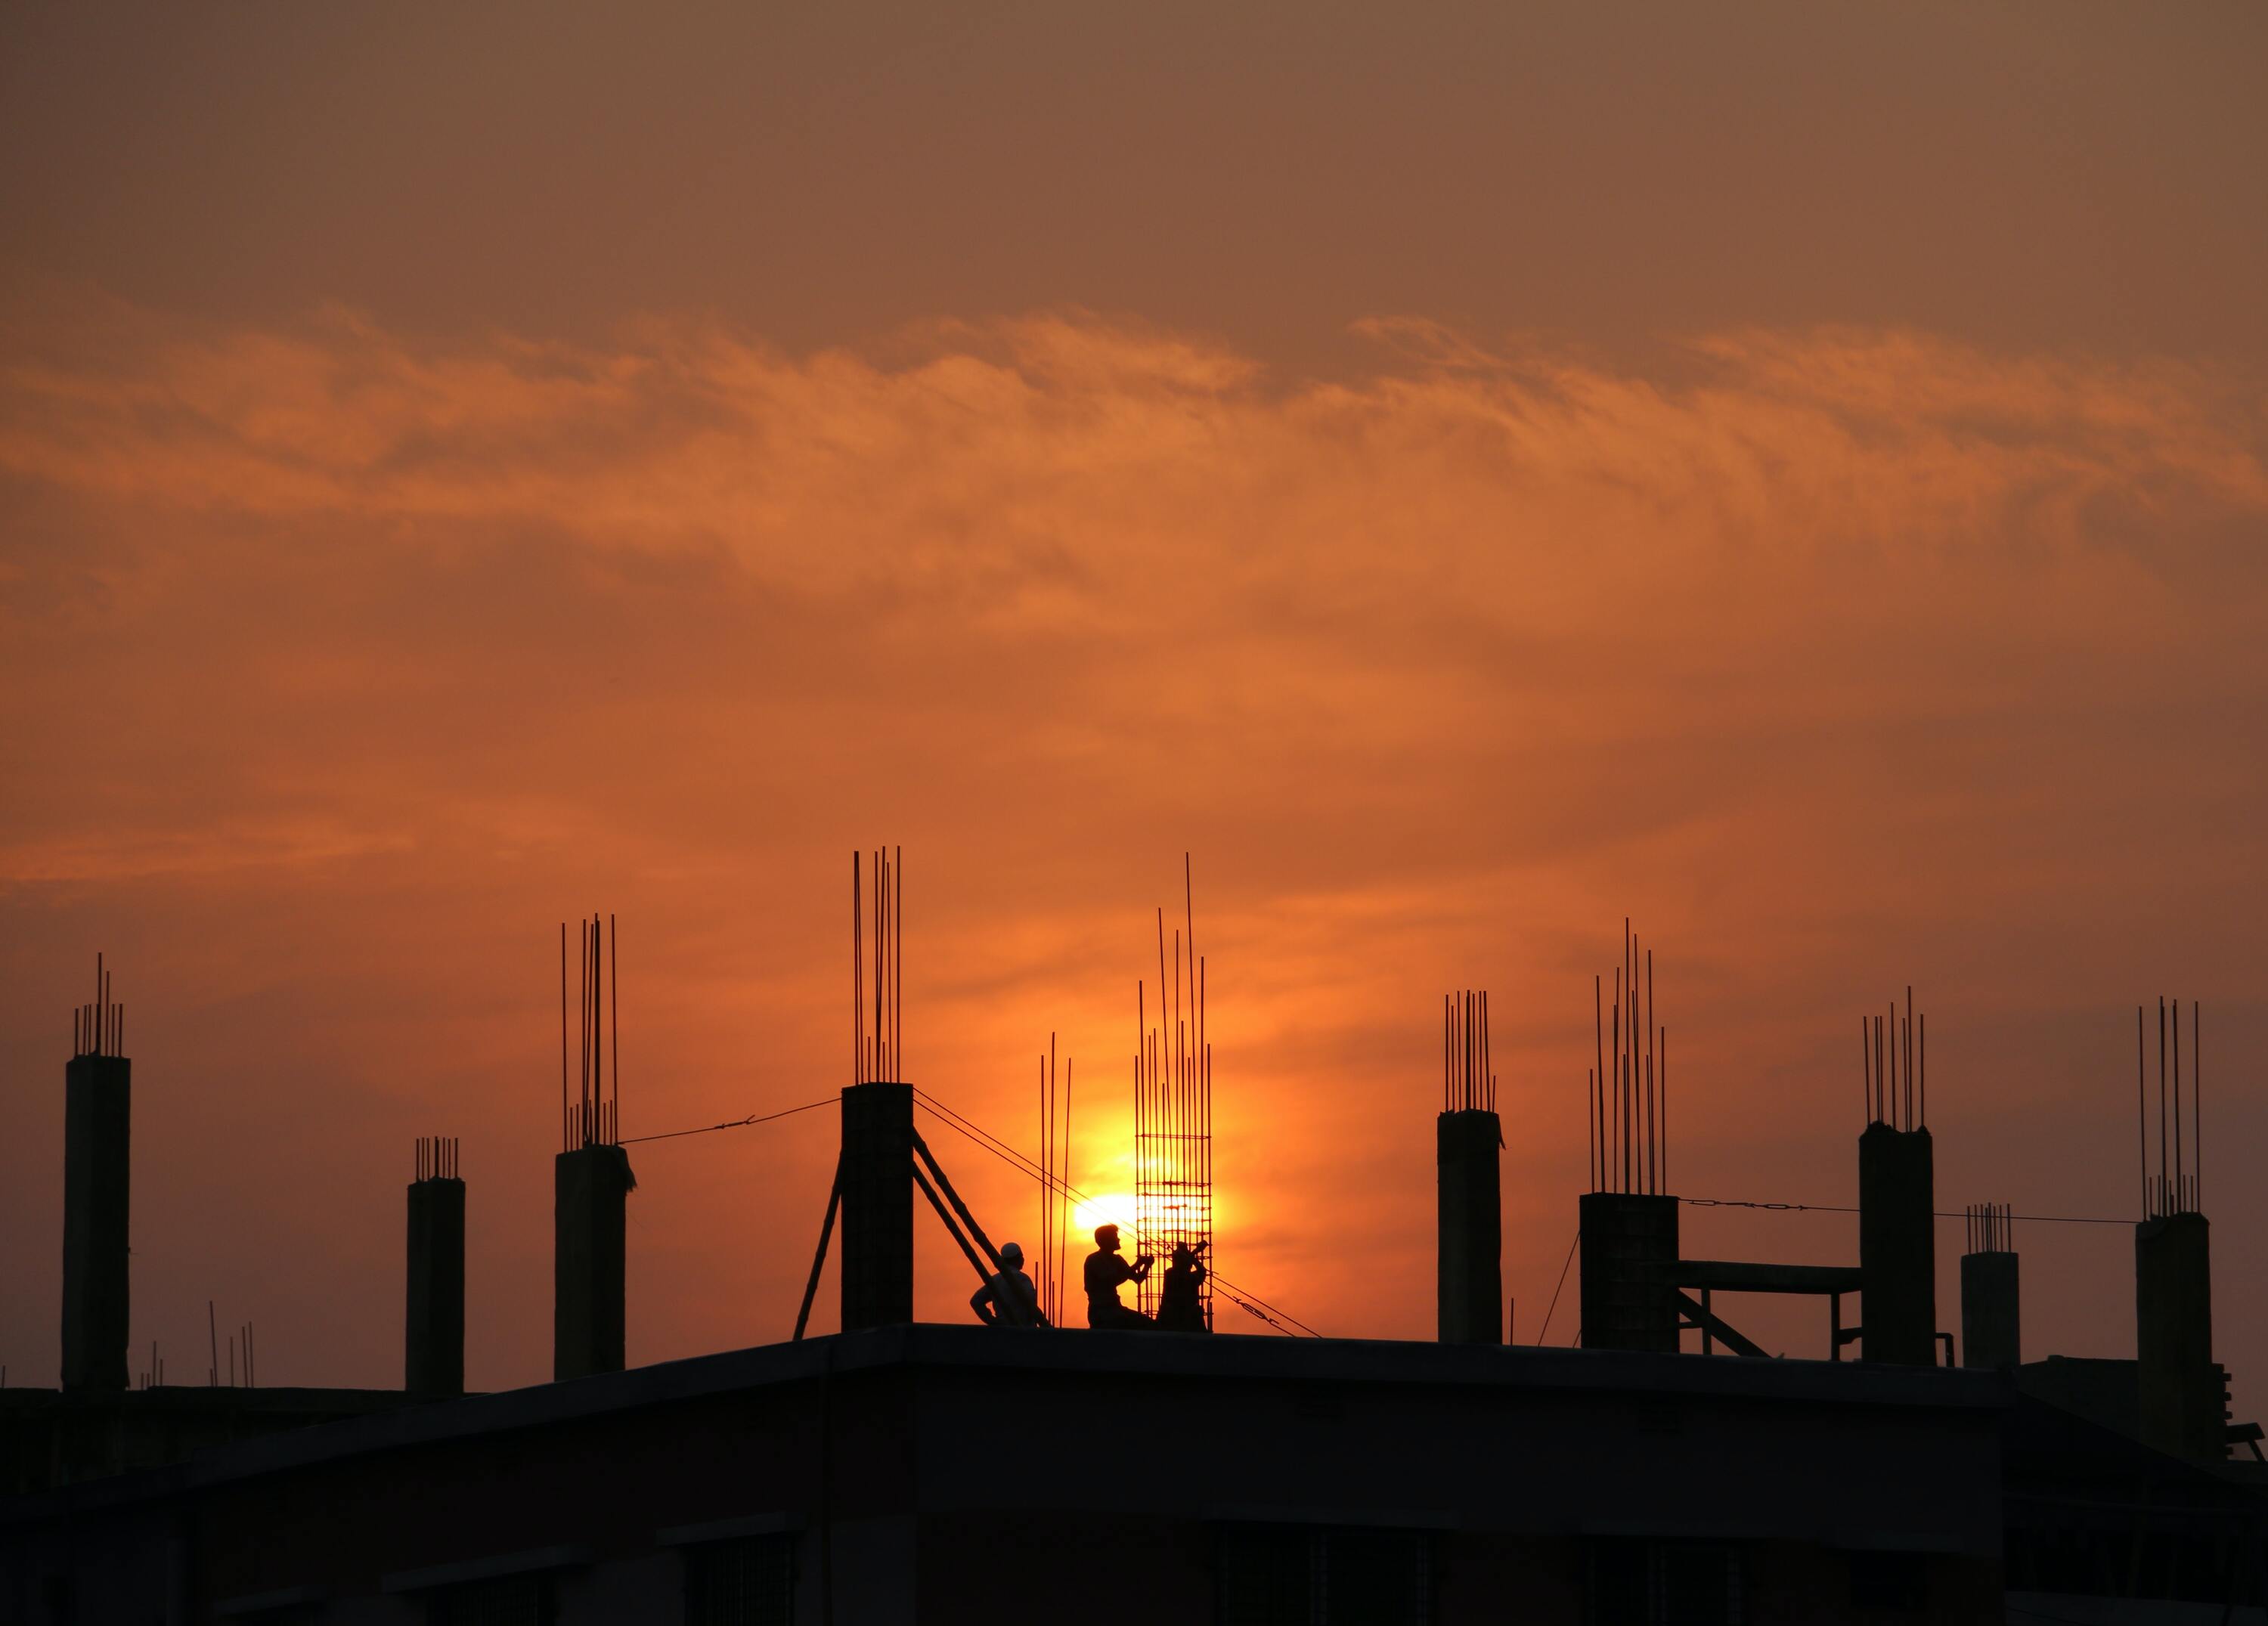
[4,2,2266,1407]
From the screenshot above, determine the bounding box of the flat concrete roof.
[1,1324,2007,1522]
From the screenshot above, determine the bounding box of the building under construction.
[3,900,2264,1624]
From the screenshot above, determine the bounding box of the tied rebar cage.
[1135,856,1213,1328]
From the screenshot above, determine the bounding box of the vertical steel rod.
[2172,998,2183,1209]
[610,914,619,1136]
[2158,996,2168,1214]
[2136,1006,2147,1218]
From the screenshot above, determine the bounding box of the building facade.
[2,1325,2009,1624]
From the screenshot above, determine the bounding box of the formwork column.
[2136,1212,2218,1460]
[61,1053,131,1392]
[554,1143,633,1380]
[841,1081,914,1332]
[1959,1251,2020,1370]
[407,1175,467,1398]
[1437,1109,1503,1344]
[1859,1123,1937,1365]
[1578,1191,1680,1352]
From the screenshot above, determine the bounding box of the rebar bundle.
[1135,855,1213,1328]
[561,914,621,1150]
[71,952,122,1059]
[851,848,903,1085]
[1964,1201,2014,1254]
[2139,997,2202,1220]
[1588,919,1668,1195]
[1861,986,1926,1132]
[1442,990,1495,1113]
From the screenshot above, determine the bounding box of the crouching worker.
[1154,1240,1210,1332]
[970,1240,1048,1327]
[1083,1224,1156,1330]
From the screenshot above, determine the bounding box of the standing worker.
[970,1241,1048,1328]
[1083,1224,1155,1330]
[1154,1240,1210,1333]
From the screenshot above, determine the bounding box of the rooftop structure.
[4,905,2263,1624]
[3,1326,2019,1624]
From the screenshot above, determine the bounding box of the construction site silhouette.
[4,890,2262,1624]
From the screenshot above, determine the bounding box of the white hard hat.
[999,1241,1024,1268]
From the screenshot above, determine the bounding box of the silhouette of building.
[4,1327,2016,1622]
[7,952,2266,1621]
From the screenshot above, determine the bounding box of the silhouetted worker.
[1154,1240,1210,1332]
[970,1241,1046,1328]
[1083,1224,1155,1330]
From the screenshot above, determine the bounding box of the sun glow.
[1070,1191,1136,1240]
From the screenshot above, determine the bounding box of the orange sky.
[4,2,2267,1407]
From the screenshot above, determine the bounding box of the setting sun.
[1068,1191,1136,1241]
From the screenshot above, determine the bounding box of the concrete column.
[840,1082,914,1332]
[1959,1250,2019,1370]
[2136,1211,2219,1460]
[1436,1110,1503,1344]
[61,1052,131,1392]
[1578,1191,1680,1352]
[1859,1123,1937,1365]
[406,1174,466,1398]
[554,1143,634,1380]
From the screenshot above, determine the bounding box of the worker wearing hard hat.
[970,1240,1047,1328]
